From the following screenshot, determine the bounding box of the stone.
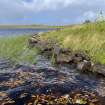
[28,37,39,47]
[53,46,71,56]
[61,48,71,54]
[37,41,53,53]
[56,54,73,64]
[77,60,92,71]
[53,45,61,56]
[92,64,105,76]
[74,52,90,61]
[73,56,83,64]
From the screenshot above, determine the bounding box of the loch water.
[0,28,54,37]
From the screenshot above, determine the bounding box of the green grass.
[0,35,38,64]
[0,25,63,29]
[39,21,105,64]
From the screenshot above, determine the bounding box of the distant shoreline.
[0,25,63,29]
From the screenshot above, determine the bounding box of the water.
[0,28,54,37]
[0,56,105,104]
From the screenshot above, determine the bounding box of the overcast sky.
[0,0,105,25]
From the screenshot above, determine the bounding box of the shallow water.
[34,56,105,97]
[0,56,105,104]
[0,28,54,37]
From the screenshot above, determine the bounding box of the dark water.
[1,56,105,96]
[0,28,54,36]
[0,56,105,104]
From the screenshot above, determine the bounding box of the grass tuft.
[0,35,38,64]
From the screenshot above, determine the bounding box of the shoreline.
[28,32,105,77]
[0,25,62,29]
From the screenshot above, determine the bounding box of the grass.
[0,25,63,29]
[0,35,38,64]
[39,21,105,64]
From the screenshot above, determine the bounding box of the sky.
[0,0,105,25]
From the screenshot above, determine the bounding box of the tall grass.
[39,22,105,64]
[0,35,38,64]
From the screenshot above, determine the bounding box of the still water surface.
[0,28,54,36]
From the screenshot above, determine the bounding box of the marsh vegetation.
[0,36,38,64]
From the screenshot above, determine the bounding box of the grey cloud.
[0,0,105,24]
